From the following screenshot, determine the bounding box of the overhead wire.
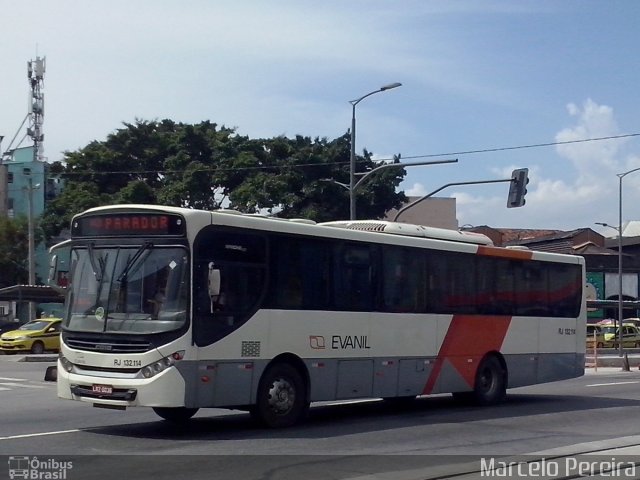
[27,132,640,176]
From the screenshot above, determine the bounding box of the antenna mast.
[27,56,46,162]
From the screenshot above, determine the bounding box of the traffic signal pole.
[393,168,529,223]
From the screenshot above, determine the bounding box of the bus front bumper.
[57,359,187,408]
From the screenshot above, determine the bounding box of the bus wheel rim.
[267,378,295,415]
[479,367,494,392]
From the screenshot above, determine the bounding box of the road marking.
[0,382,47,389]
[0,377,27,381]
[586,381,640,387]
[0,429,81,441]
[0,387,10,391]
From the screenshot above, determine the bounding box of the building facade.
[0,146,63,321]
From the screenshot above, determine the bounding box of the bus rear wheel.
[152,407,199,423]
[252,363,308,428]
[471,355,507,405]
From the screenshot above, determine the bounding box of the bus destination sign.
[73,213,185,237]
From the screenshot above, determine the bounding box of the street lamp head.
[595,222,621,237]
[618,166,640,179]
[380,82,402,91]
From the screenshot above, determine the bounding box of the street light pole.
[349,82,402,220]
[26,175,36,320]
[595,221,621,342]
[321,159,458,205]
[616,167,640,356]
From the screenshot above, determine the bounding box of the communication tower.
[27,56,46,162]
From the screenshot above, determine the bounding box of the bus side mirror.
[48,239,71,295]
[48,254,68,295]
[207,263,221,314]
[48,254,58,286]
[208,263,221,297]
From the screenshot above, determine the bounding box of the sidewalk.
[585,351,640,369]
[0,353,57,362]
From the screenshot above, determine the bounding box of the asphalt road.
[2,357,640,479]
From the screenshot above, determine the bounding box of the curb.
[19,354,58,363]
[586,354,640,369]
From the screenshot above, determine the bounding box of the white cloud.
[555,99,626,173]
[406,183,428,197]
[451,99,640,229]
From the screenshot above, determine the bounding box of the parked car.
[586,324,606,349]
[0,318,62,354]
[622,318,640,327]
[600,323,640,348]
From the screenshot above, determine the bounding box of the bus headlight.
[138,351,184,379]
[59,353,74,373]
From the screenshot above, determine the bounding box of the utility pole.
[25,170,38,320]
[0,136,5,217]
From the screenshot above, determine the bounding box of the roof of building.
[466,226,561,244]
[0,285,65,303]
[469,227,623,256]
[601,221,640,238]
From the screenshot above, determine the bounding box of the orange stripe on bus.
[477,245,533,260]
[422,315,512,395]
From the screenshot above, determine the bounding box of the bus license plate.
[92,384,113,395]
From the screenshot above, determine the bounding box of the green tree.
[229,133,407,221]
[0,216,35,288]
[42,119,407,238]
[40,182,111,240]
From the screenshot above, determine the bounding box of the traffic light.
[507,168,529,208]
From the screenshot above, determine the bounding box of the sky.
[2,0,640,232]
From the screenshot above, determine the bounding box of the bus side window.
[267,236,331,310]
[549,264,582,317]
[275,241,303,309]
[515,262,549,316]
[382,246,423,312]
[335,244,373,311]
[494,259,515,316]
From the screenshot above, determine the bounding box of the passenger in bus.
[148,287,166,318]
[147,268,169,318]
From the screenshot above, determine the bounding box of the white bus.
[52,205,586,427]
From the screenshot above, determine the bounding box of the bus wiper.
[88,243,104,282]
[84,243,109,316]
[117,242,153,283]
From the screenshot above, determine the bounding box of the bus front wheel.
[152,407,199,423]
[252,363,309,428]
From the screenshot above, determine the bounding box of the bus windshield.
[65,245,189,334]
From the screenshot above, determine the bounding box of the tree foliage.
[41,119,408,239]
[0,216,35,288]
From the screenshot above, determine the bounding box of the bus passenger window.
[382,246,422,312]
[335,245,373,311]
